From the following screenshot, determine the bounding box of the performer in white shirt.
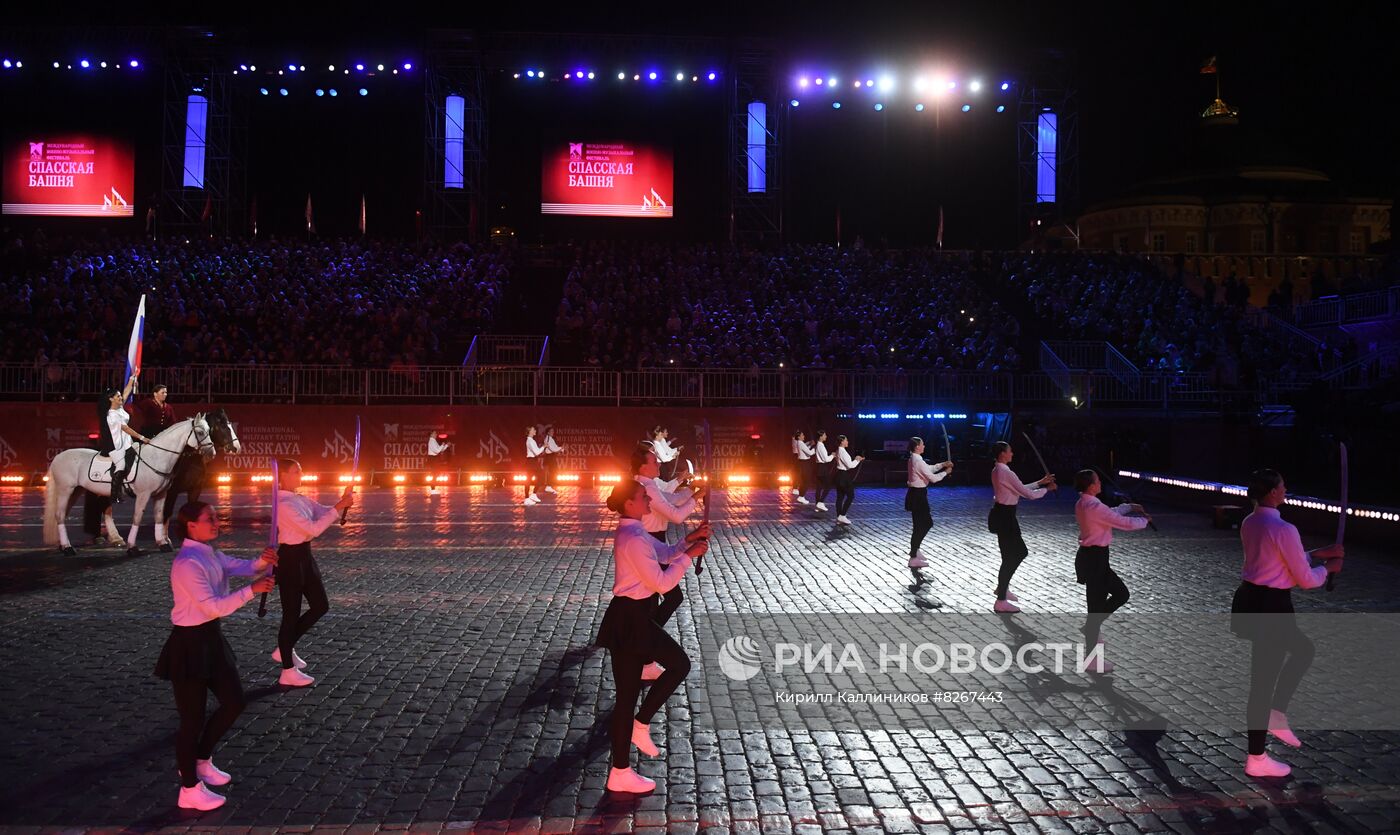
[793,431,815,505]
[648,425,684,482]
[987,441,1055,613]
[1073,470,1151,674]
[812,430,836,513]
[273,459,354,686]
[1231,468,1343,778]
[522,425,544,505]
[427,432,452,496]
[789,434,801,496]
[630,444,706,681]
[833,435,865,525]
[542,425,565,494]
[154,500,277,811]
[596,480,709,794]
[905,437,953,569]
[103,372,147,502]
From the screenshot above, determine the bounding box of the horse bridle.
[134,420,217,479]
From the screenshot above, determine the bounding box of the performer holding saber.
[272,458,354,687]
[986,437,1056,613]
[257,460,280,618]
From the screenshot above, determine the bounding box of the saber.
[1020,431,1051,481]
[1094,465,1158,532]
[257,459,279,618]
[1327,441,1347,591]
[696,418,712,574]
[339,415,360,525]
[940,421,952,466]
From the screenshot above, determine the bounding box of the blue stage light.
[377,64,385,71]
[587,71,595,79]
[814,77,823,86]
[359,88,368,96]
[798,77,808,88]
[970,80,982,92]
[299,65,305,71]
[878,75,894,91]
[2,60,10,69]
[356,63,365,71]
[527,69,535,77]
[1000,81,1010,90]
[403,63,412,70]
[575,68,583,77]
[288,64,296,71]
[279,88,288,96]
[827,76,837,87]
[513,72,520,78]
[996,105,1005,113]
[874,102,883,111]
[241,64,248,71]
[79,59,89,68]
[961,104,971,112]
[790,99,799,107]
[648,71,657,80]
[259,87,269,95]
[564,72,572,79]
[675,72,684,81]
[832,101,841,109]
[915,103,925,112]
[329,89,338,96]
[315,89,324,96]
[864,79,873,87]
[707,72,716,80]
[100,61,108,68]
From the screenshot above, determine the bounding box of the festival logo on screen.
[222,424,301,471]
[380,424,434,469]
[477,431,511,464]
[4,135,136,217]
[0,435,18,469]
[542,140,674,218]
[553,425,616,472]
[322,430,356,465]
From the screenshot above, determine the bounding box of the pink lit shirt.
[1239,506,1327,589]
[612,518,692,599]
[1075,493,1149,547]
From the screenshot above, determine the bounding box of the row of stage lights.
[1,59,140,69]
[513,69,719,83]
[234,62,412,75]
[1118,470,1400,524]
[793,100,1005,113]
[258,87,369,97]
[792,74,1012,113]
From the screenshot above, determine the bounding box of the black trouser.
[110,447,136,501]
[276,543,329,668]
[990,503,1028,600]
[542,452,556,489]
[649,530,684,628]
[172,663,245,788]
[1078,546,1129,644]
[835,470,856,516]
[525,457,541,496]
[83,489,111,537]
[815,463,834,504]
[609,626,690,768]
[1244,610,1314,755]
[908,488,932,558]
[797,458,814,498]
[162,453,207,525]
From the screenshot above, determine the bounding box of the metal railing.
[1319,346,1400,389]
[0,362,1256,410]
[1286,286,1400,329]
[461,334,551,368]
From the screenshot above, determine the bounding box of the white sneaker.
[1245,753,1291,778]
[271,647,307,670]
[177,781,226,811]
[790,488,799,496]
[545,486,557,494]
[607,766,657,793]
[908,555,929,568]
[993,600,1022,614]
[195,758,231,787]
[428,487,438,496]
[631,720,659,756]
[1082,640,1114,674]
[815,502,828,512]
[1269,710,1302,748]
[640,662,664,682]
[796,497,810,505]
[836,515,851,525]
[523,495,538,506]
[278,668,315,687]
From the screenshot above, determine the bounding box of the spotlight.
[513,72,520,78]
[278,70,283,75]
[676,71,684,81]
[527,69,535,77]
[633,74,639,80]
[1,60,10,69]
[692,75,698,81]
[315,88,324,96]
[240,64,248,71]
[947,80,957,90]
[329,88,337,96]
[259,87,269,95]
[878,75,894,91]
[707,72,716,80]
[564,72,571,79]
[618,71,625,79]
[14,61,21,68]
[648,71,657,80]
[798,77,809,88]
[53,62,60,68]
[913,76,926,91]
[100,61,107,68]
[961,104,971,112]
[356,63,364,71]
[1000,81,1010,90]
[249,65,256,71]
[403,63,412,70]
[996,105,1005,113]
[575,68,583,77]
[827,76,837,86]
[815,77,824,85]
[299,65,305,71]
[358,88,368,96]
[80,59,90,68]
[915,103,925,111]
[279,88,288,96]
[790,99,799,107]
[329,64,336,71]
[832,101,841,109]
[852,80,861,88]
[377,64,384,71]
[587,71,595,79]
[288,63,296,71]
[864,78,873,87]
[874,102,883,111]
[970,80,982,92]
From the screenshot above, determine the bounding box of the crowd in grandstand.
[2,232,1388,387]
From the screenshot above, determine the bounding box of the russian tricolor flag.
[125,295,146,401]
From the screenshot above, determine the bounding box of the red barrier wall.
[0,404,853,476]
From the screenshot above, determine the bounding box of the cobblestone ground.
[0,484,1397,833]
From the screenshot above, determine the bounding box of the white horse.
[43,412,240,556]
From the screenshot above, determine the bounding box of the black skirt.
[1075,545,1110,585]
[596,594,661,655]
[987,502,1019,534]
[904,486,929,512]
[154,620,238,682]
[1230,581,1295,639]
